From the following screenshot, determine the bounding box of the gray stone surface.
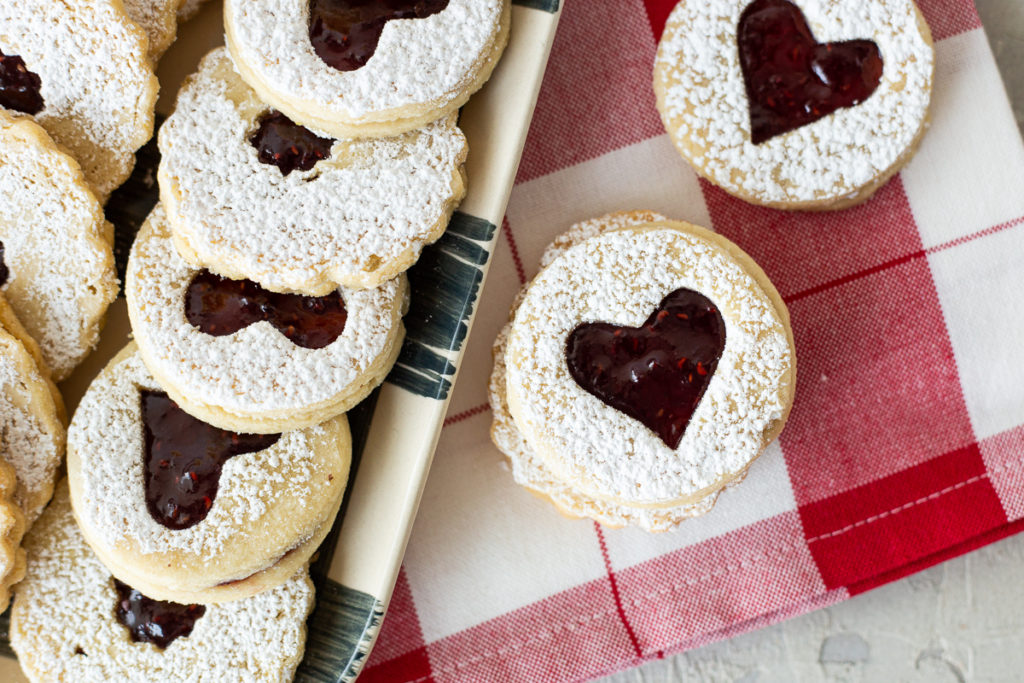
[600,4,1024,681]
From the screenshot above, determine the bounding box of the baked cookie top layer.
[67,347,349,593]
[0,455,25,612]
[224,0,508,135]
[127,205,407,433]
[123,0,179,63]
[0,110,118,381]
[504,213,796,508]
[0,0,158,200]
[654,0,933,207]
[12,483,315,683]
[159,48,467,294]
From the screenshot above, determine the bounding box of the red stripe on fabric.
[442,403,490,428]
[363,569,433,682]
[925,215,1024,254]
[502,217,527,286]
[361,647,434,683]
[800,444,1008,591]
[594,522,643,658]
[914,0,982,42]
[641,0,679,39]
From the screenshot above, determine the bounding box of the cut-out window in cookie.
[738,0,883,143]
[566,287,726,449]
[0,50,43,115]
[185,269,349,349]
[141,390,281,530]
[113,578,206,648]
[249,110,335,176]
[309,0,450,71]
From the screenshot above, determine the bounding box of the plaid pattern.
[362,0,1024,680]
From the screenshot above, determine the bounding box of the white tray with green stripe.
[0,0,562,680]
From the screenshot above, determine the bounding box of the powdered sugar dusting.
[227,0,503,118]
[0,112,118,380]
[122,0,178,62]
[12,484,314,683]
[70,352,332,556]
[159,48,467,293]
[0,0,157,198]
[128,204,405,416]
[655,0,933,204]
[505,219,793,506]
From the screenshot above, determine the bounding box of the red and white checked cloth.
[363,0,1024,680]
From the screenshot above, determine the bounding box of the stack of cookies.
[0,0,511,680]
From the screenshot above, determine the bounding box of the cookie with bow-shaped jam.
[67,346,350,603]
[12,482,315,683]
[654,0,934,210]
[159,48,467,294]
[127,205,407,434]
[489,211,796,531]
[0,0,158,201]
[0,110,119,382]
[224,0,509,138]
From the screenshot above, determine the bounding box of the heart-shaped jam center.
[114,578,206,649]
[249,110,334,176]
[309,0,449,72]
[142,391,281,530]
[0,50,43,115]
[737,0,883,144]
[185,270,348,350]
[565,288,726,449]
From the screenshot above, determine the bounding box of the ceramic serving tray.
[0,0,562,680]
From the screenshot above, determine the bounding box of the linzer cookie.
[123,0,179,63]
[12,483,315,683]
[489,212,796,531]
[0,110,118,381]
[159,48,467,293]
[127,205,407,434]
[0,0,158,201]
[0,324,65,525]
[654,0,934,210]
[67,346,350,603]
[0,454,25,612]
[224,0,510,138]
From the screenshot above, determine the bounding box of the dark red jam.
[737,0,883,144]
[141,391,280,530]
[249,110,334,176]
[0,50,43,115]
[185,270,348,350]
[309,0,450,72]
[113,578,206,649]
[0,242,8,287]
[565,288,726,449]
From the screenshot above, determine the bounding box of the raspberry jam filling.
[737,0,883,144]
[565,288,726,449]
[0,242,8,287]
[185,270,348,350]
[114,578,206,649]
[249,110,334,176]
[309,0,449,72]
[0,50,43,115]
[142,391,281,530]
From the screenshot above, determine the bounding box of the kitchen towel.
[363,0,1024,680]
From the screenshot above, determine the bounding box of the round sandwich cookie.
[159,48,467,294]
[490,211,796,531]
[0,324,66,526]
[0,0,158,201]
[0,454,25,612]
[12,482,315,683]
[177,0,212,23]
[67,346,350,604]
[654,0,934,210]
[127,205,407,434]
[224,0,510,138]
[0,111,119,382]
[123,0,179,63]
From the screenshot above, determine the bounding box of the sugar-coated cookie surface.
[159,48,468,294]
[0,0,158,200]
[0,111,118,381]
[0,455,25,612]
[0,325,65,526]
[495,212,796,528]
[123,0,179,63]
[12,483,315,683]
[654,0,933,209]
[128,205,407,434]
[224,0,509,138]
[67,347,350,603]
